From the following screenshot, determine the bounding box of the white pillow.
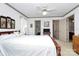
[6,34,17,39]
[0,34,8,40]
[14,32,20,36]
[19,33,24,36]
[0,34,16,40]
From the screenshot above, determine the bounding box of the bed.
[0,31,61,56]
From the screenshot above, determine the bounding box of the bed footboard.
[49,36,61,56]
[55,42,61,56]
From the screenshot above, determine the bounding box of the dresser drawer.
[73,35,79,53]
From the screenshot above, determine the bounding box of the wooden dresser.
[73,35,79,54]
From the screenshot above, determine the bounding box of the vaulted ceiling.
[8,3,79,18]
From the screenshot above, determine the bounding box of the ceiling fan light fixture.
[42,10,47,15]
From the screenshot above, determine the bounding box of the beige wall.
[0,3,27,32]
[66,18,69,42]
[27,18,53,36]
[53,20,59,39]
[59,18,69,42]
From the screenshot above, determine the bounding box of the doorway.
[53,20,59,39]
[35,20,41,35]
[68,15,74,42]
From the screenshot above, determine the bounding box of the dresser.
[73,35,79,54]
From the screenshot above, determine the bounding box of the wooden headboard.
[0,31,14,35]
[0,30,20,35]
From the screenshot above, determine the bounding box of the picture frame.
[6,17,12,29]
[11,19,15,29]
[44,21,49,27]
[0,16,7,29]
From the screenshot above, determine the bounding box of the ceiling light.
[42,10,47,15]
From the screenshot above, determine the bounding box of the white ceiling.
[9,3,79,18]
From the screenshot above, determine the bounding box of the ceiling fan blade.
[46,9,56,11]
[36,6,47,10]
[36,6,56,13]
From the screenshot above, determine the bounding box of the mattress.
[0,35,56,56]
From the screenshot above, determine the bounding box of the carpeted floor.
[56,40,79,56]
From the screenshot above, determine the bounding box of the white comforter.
[0,35,56,56]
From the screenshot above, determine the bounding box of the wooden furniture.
[73,35,79,54]
[49,35,61,56]
[0,30,20,35]
[0,31,14,35]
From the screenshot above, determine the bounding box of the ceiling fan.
[37,6,56,15]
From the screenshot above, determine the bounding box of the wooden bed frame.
[0,31,61,56]
[50,36,61,56]
[48,35,61,56]
[0,31,14,35]
[0,30,20,35]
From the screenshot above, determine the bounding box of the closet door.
[35,20,41,35]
